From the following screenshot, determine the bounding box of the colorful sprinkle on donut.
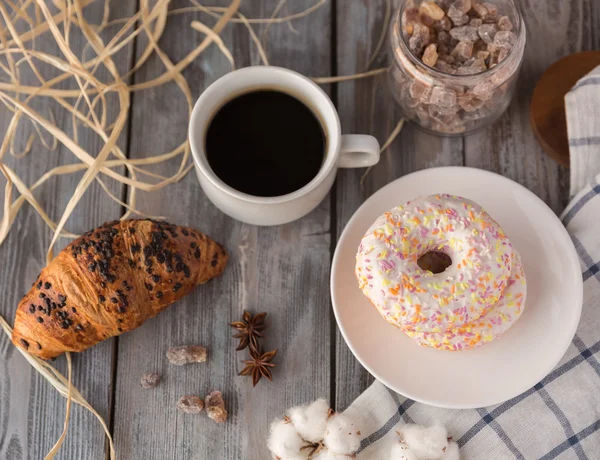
[355,194,527,351]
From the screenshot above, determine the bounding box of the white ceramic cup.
[189,66,380,226]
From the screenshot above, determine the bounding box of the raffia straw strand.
[260,0,289,55]
[188,0,268,66]
[235,10,269,66]
[129,0,241,92]
[0,314,116,460]
[45,351,72,460]
[0,1,402,458]
[366,0,391,70]
[168,0,327,24]
[360,118,405,188]
[190,20,235,70]
[381,118,405,153]
[311,66,390,83]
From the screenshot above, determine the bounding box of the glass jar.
[388,0,526,135]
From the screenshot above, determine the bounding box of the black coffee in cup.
[205,90,326,197]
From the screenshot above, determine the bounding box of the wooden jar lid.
[530,51,600,167]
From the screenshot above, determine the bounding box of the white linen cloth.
[344,65,600,459]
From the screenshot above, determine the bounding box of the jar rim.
[392,0,526,81]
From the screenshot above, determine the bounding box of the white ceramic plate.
[331,167,583,409]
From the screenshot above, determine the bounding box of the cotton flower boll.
[390,442,419,460]
[323,413,361,454]
[280,453,310,460]
[400,423,448,460]
[441,441,460,460]
[289,398,331,442]
[327,452,357,459]
[310,450,329,460]
[267,419,305,459]
[313,451,352,459]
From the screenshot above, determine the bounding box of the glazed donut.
[355,194,526,351]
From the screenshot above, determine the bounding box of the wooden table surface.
[0,1,597,459]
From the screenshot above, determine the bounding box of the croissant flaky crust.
[12,219,227,359]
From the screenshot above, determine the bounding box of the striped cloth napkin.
[344,66,600,459]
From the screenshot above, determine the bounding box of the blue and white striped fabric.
[344,66,600,459]
[567,64,600,198]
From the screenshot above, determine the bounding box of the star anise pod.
[230,311,266,353]
[239,348,277,387]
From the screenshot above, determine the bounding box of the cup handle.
[338,135,381,168]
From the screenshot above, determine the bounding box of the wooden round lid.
[530,51,600,167]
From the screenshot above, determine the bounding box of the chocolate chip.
[194,248,201,259]
[117,327,123,333]
[173,283,182,292]
[211,259,217,267]
[152,275,160,283]
[145,283,153,291]
[37,317,44,323]
[29,304,36,313]
[44,282,51,289]
[156,291,163,299]
[72,307,77,313]
[37,342,42,350]
[58,294,67,303]
[75,324,84,332]
[61,321,69,329]
[182,228,189,236]
[175,262,184,273]
[183,266,190,278]
[110,297,118,303]
[39,293,46,299]
[37,305,44,311]
[19,339,29,349]
[118,306,126,313]
[190,242,197,248]
[99,295,106,302]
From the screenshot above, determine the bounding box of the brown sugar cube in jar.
[388,0,526,135]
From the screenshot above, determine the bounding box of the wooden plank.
[112,2,332,459]
[333,0,464,411]
[464,0,598,213]
[0,2,135,459]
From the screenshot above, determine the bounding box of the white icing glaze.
[355,194,526,350]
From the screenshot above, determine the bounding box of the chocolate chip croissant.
[12,219,227,359]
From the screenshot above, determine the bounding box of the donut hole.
[417,251,452,274]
